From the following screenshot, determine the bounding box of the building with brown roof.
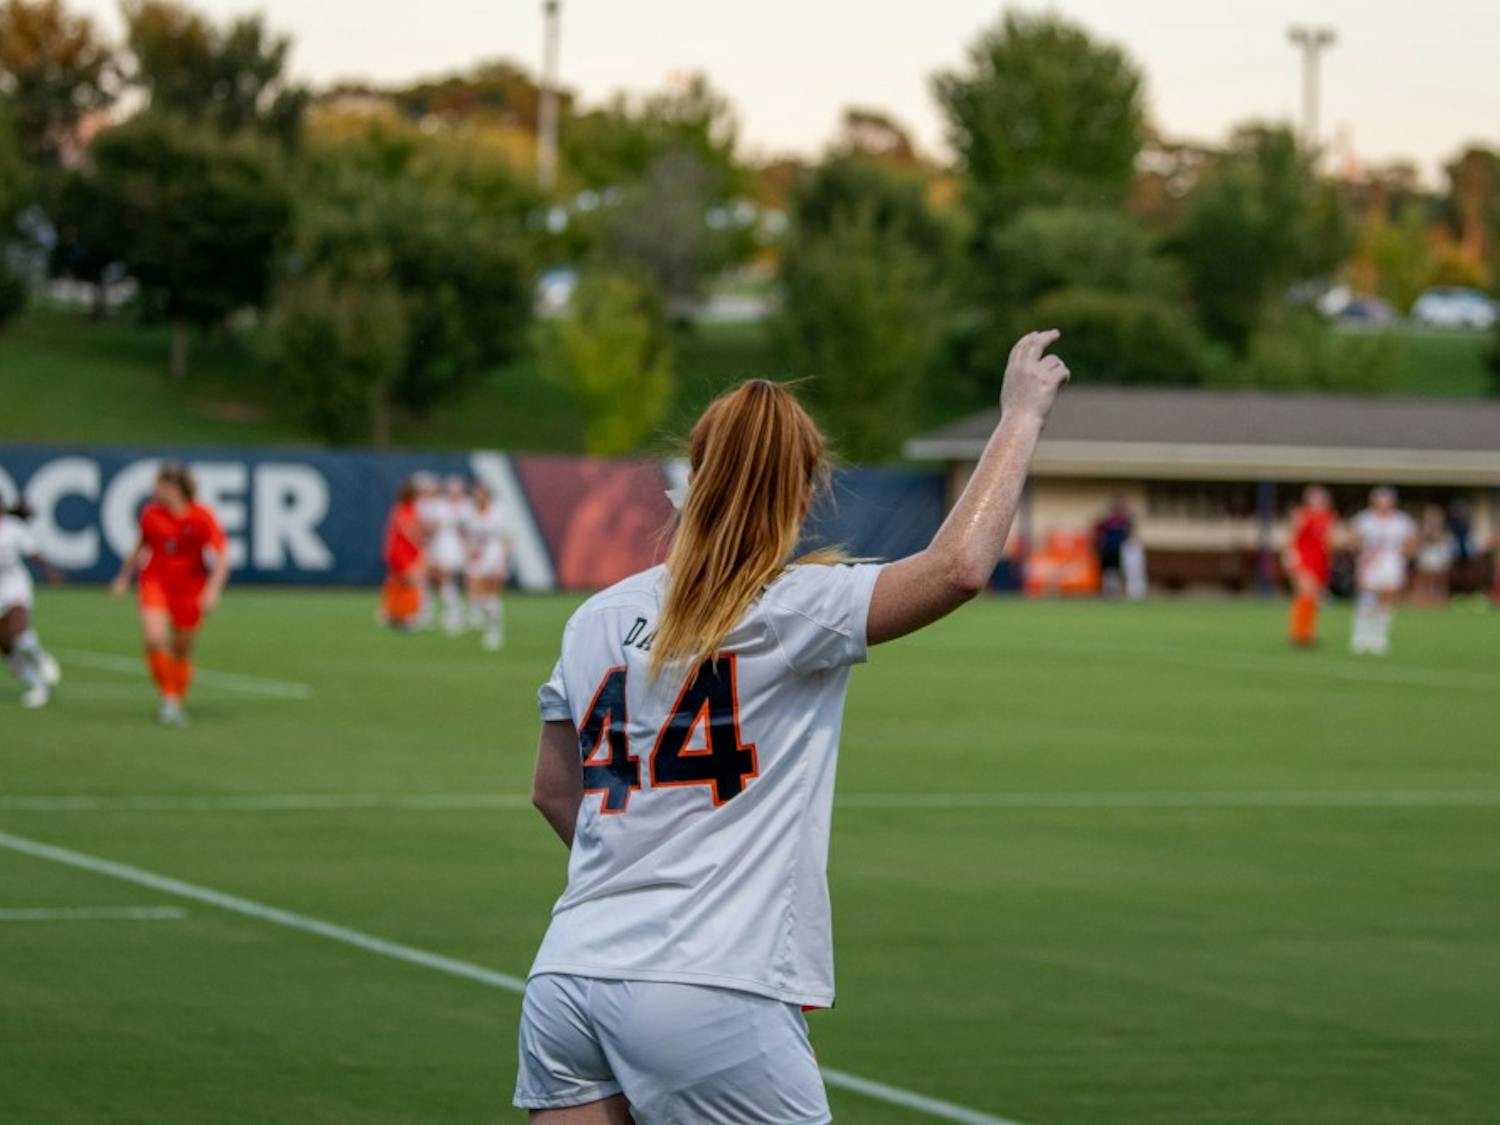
[905,387,1500,591]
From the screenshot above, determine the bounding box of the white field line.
[4,790,1500,814]
[0,829,1022,1125]
[1012,636,1497,693]
[0,905,186,921]
[54,649,311,700]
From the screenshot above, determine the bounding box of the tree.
[1027,287,1207,386]
[286,144,533,422]
[833,107,924,171]
[540,270,674,455]
[84,113,292,376]
[0,0,115,165]
[777,160,953,459]
[0,97,29,329]
[271,264,408,446]
[934,10,1144,224]
[1171,125,1349,352]
[122,0,308,146]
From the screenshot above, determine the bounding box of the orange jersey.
[139,502,226,589]
[384,500,423,573]
[1291,508,1335,583]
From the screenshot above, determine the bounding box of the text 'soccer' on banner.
[0,445,945,592]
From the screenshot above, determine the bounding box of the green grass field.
[3,589,1499,1124]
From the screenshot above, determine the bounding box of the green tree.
[1172,125,1348,352]
[1214,313,1398,393]
[0,0,115,165]
[777,160,953,459]
[933,10,1144,224]
[1027,287,1208,386]
[84,113,292,376]
[0,98,29,328]
[540,270,674,455]
[122,0,307,146]
[289,146,533,420]
[270,264,408,446]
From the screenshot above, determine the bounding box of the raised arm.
[867,330,1069,646]
[532,720,584,847]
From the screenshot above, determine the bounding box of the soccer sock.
[1289,595,1316,642]
[1374,606,1395,650]
[173,657,194,700]
[484,596,504,642]
[7,652,40,688]
[441,583,463,630]
[1351,595,1375,649]
[147,648,176,698]
[13,628,44,664]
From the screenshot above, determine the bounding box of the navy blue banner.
[0,444,948,588]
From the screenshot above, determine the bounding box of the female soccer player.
[515,330,1069,1123]
[1284,484,1335,646]
[381,478,425,632]
[423,474,468,635]
[110,464,229,726]
[463,482,509,651]
[1349,485,1417,656]
[0,498,62,709]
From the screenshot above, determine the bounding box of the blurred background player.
[463,481,509,651]
[1411,503,1457,606]
[381,478,425,632]
[0,495,63,708]
[1093,496,1134,599]
[421,474,468,635]
[1349,486,1417,656]
[1285,484,1336,647]
[109,464,230,725]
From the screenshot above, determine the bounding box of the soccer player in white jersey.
[515,330,1070,1123]
[463,482,509,651]
[0,499,63,709]
[1349,485,1417,655]
[421,475,469,635]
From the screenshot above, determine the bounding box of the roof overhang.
[903,438,1500,486]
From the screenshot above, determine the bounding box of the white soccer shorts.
[514,973,831,1124]
[0,569,33,613]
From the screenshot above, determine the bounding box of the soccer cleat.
[37,652,61,688]
[483,631,503,652]
[157,698,190,727]
[21,684,49,709]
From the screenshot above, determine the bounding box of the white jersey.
[463,503,508,578]
[0,514,39,610]
[1354,508,1416,591]
[420,496,466,571]
[531,561,884,1008]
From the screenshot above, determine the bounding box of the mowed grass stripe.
[0,828,1023,1125]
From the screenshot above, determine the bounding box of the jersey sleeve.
[764,563,884,675]
[538,657,571,722]
[12,521,39,557]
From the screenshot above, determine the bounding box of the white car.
[1410,287,1498,330]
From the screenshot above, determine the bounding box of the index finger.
[1032,328,1061,357]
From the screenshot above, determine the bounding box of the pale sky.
[74,0,1500,182]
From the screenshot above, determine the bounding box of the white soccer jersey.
[420,496,466,571]
[1354,508,1416,591]
[0,515,39,610]
[464,503,508,577]
[530,561,884,1008]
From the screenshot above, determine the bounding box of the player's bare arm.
[533,719,585,847]
[200,547,232,613]
[109,540,146,597]
[867,329,1069,646]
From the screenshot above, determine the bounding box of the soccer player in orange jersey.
[380,478,426,632]
[109,464,230,726]
[1284,484,1336,647]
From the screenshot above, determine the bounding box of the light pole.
[1287,25,1336,156]
[537,0,562,192]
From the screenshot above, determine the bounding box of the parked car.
[1336,296,1397,326]
[1410,287,1498,330]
